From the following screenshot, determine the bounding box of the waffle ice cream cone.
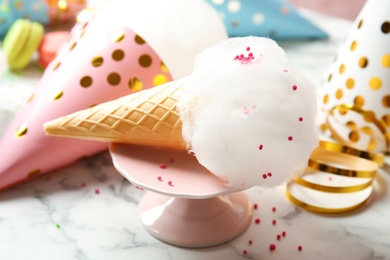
[44,79,187,149]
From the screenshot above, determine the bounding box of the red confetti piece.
[292,85,297,91]
[282,231,286,237]
[243,249,247,255]
[246,46,250,51]
[269,244,276,251]
[248,240,253,245]
[272,219,277,225]
[168,180,173,186]
[276,234,281,240]
[272,207,276,212]
[95,189,100,194]
[255,218,261,224]
[288,136,293,141]
[253,203,258,210]
[262,174,267,179]
[267,172,272,177]
[159,163,167,169]
[299,117,303,122]
[258,144,263,150]
[298,245,303,251]
[157,176,162,181]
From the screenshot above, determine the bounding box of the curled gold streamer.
[286,103,387,214]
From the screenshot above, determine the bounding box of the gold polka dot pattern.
[112,49,124,61]
[15,124,28,138]
[153,74,168,86]
[128,77,143,92]
[346,78,354,89]
[53,90,63,100]
[107,73,121,86]
[350,41,357,51]
[111,30,125,42]
[369,77,382,90]
[339,64,345,74]
[135,35,146,44]
[381,54,390,67]
[80,76,93,87]
[382,95,390,107]
[381,21,389,33]
[139,54,152,67]
[354,96,364,107]
[358,57,368,68]
[92,56,104,67]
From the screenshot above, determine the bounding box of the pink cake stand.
[110,143,252,248]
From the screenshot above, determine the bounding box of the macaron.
[38,30,69,69]
[2,19,44,70]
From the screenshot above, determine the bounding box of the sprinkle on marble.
[95,188,100,194]
[276,234,281,240]
[56,224,60,228]
[282,231,286,237]
[253,203,258,210]
[269,244,276,251]
[292,85,297,91]
[255,218,261,224]
[248,240,253,245]
[243,249,248,255]
[272,219,277,225]
[157,176,163,181]
[168,180,173,186]
[242,106,250,115]
[283,69,288,72]
[267,172,272,177]
[272,207,276,212]
[299,117,303,122]
[258,144,263,150]
[159,163,168,169]
[81,182,86,187]
[288,136,293,141]
[262,174,268,179]
[298,245,303,251]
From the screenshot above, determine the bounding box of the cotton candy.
[178,37,318,188]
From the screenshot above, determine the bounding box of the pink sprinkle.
[248,52,253,57]
[246,46,250,51]
[258,144,263,150]
[283,69,288,72]
[95,189,100,194]
[288,136,293,141]
[269,244,276,251]
[292,85,297,91]
[272,207,276,212]
[299,117,303,122]
[243,249,247,255]
[157,176,162,181]
[159,163,167,169]
[248,240,253,245]
[81,182,86,187]
[262,174,267,179]
[328,176,333,181]
[252,105,256,109]
[253,203,258,210]
[277,234,281,240]
[243,106,250,115]
[255,218,261,224]
[282,231,286,237]
[272,219,277,225]
[267,172,272,177]
[168,180,173,186]
[298,245,303,251]
[234,55,239,60]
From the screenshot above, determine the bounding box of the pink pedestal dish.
[110,143,252,248]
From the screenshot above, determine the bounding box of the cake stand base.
[138,191,252,248]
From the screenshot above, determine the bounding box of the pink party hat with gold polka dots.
[0,0,227,191]
[319,0,390,154]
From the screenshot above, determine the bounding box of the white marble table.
[0,10,389,260]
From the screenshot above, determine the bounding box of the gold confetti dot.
[381,54,390,67]
[320,123,328,132]
[52,61,61,70]
[335,89,343,99]
[357,19,363,29]
[69,42,77,50]
[27,169,41,178]
[128,77,143,92]
[15,124,28,138]
[134,34,146,44]
[346,78,355,89]
[323,94,329,104]
[346,121,357,129]
[80,76,92,87]
[359,57,368,68]
[91,56,103,67]
[328,73,332,82]
[349,131,359,142]
[161,62,169,73]
[339,64,345,74]
[80,21,88,30]
[107,73,121,86]
[112,49,124,61]
[369,77,382,90]
[363,111,376,123]
[139,54,152,67]
[382,95,390,108]
[53,90,63,100]
[381,21,390,33]
[111,30,125,42]
[26,93,34,103]
[153,74,168,86]
[360,126,373,135]
[338,107,348,115]
[354,96,365,108]
[368,138,376,151]
[350,41,357,51]
[382,115,390,127]
[80,30,87,38]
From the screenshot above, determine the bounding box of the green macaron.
[2,19,44,70]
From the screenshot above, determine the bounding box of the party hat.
[319,0,390,153]
[205,0,327,39]
[0,0,227,191]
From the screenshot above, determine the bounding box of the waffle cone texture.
[44,80,186,149]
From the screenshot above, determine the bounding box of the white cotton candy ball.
[178,37,318,189]
[94,0,227,78]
